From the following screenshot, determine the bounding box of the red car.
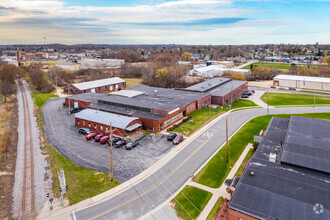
[270,86,276,89]
[173,134,184,144]
[100,136,110,144]
[86,132,97,140]
[94,134,105,142]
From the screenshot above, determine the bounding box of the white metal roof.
[274,74,330,83]
[72,77,125,91]
[75,109,139,130]
[111,90,145,98]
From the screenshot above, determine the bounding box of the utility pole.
[226,117,229,163]
[267,89,269,115]
[110,123,113,181]
[58,169,68,207]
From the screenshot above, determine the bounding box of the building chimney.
[17,47,20,67]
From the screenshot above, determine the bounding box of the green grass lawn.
[234,149,254,177]
[206,197,224,220]
[123,78,143,88]
[300,90,330,95]
[261,92,330,106]
[171,99,257,136]
[195,112,330,188]
[242,62,292,70]
[172,186,212,220]
[33,91,120,205]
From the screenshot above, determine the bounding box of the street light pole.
[110,123,113,181]
[267,89,269,115]
[226,117,229,163]
[314,91,316,107]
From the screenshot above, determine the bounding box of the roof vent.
[269,153,276,163]
[169,97,173,99]
[154,89,157,93]
[161,100,165,102]
[156,94,160,98]
[208,83,212,86]
[249,171,255,176]
[145,93,148,96]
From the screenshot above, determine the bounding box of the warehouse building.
[75,109,142,137]
[65,92,105,108]
[89,86,211,132]
[64,77,126,94]
[273,74,330,91]
[184,78,248,106]
[224,116,330,220]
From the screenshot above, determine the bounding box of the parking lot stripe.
[88,136,213,220]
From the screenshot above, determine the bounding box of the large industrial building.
[273,74,330,91]
[224,116,330,220]
[64,77,126,94]
[67,77,248,132]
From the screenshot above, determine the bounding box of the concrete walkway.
[186,143,253,220]
[247,90,273,109]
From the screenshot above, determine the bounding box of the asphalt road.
[43,98,175,182]
[74,106,330,220]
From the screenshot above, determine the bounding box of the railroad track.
[19,81,36,219]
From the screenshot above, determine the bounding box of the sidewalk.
[185,143,253,220]
[248,90,273,109]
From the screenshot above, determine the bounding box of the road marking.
[88,136,213,220]
[194,139,205,143]
[72,211,77,220]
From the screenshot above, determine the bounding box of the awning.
[125,123,142,131]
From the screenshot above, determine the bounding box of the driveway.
[43,98,175,182]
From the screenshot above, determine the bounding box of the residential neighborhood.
[0,1,330,220]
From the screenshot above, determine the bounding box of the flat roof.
[89,103,165,120]
[185,78,231,92]
[66,92,106,103]
[75,109,139,130]
[281,116,330,173]
[274,74,330,83]
[112,90,145,98]
[98,86,209,112]
[229,117,330,220]
[211,80,247,97]
[72,77,125,91]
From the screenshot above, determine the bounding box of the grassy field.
[234,149,254,177]
[300,90,330,95]
[33,91,120,205]
[171,99,257,136]
[172,185,212,220]
[194,112,330,188]
[261,92,330,106]
[206,197,224,220]
[123,78,143,88]
[242,62,292,70]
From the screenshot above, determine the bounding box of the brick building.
[223,116,330,220]
[90,86,211,132]
[184,78,248,106]
[65,92,105,108]
[75,109,142,137]
[64,77,125,94]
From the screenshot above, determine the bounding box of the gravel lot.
[43,98,176,182]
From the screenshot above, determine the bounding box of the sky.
[0,0,329,45]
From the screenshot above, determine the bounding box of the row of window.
[98,100,151,112]
[77,120,109,131]
[162,112,183,127]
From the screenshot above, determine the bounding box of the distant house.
[64,77,126,94]
[274,74,330,91]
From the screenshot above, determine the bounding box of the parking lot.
[43,98,176,182]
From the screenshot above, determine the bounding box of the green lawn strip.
[234,149,254,177]
[172,185,212,220]
[46,142,120,205]
[241,62,292,70]
[261,92,330,106]
[300,90,330,95]
[206,197,224,220]
[195,112,330,188]
[33,91,120,205]
[171,99,257,137]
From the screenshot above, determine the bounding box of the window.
[99,87,101,90]
[88,122,91,127]
[105,86,107,89]
[100,126,103,130]
[84,90,86,93]
[94,124,97,128]
[77,120,80,124]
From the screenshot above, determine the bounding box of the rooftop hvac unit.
[269,153,276,163]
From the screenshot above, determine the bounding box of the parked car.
[243,91,252,96]
[108,137,121,145]
[167,133,177,141]
[100,136,110,144]
[94,134,105,142]
[173,134,184,144]
[270,86,276,89]
[114,140,126,148]
[78,128,90,135]
[241,94,249,98]
[251,90,255,93]
[70,107,83,114]
[289,87,296,90]
[85,132,97,140]
[125,141,139,150]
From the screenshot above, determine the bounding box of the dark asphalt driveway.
[43,98,175,182]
